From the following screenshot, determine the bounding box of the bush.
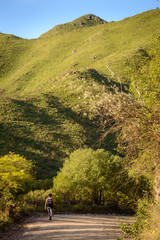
[19,189,53,213]
[0,153,35,229]
[71,203,92,213]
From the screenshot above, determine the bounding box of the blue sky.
[0,0,159,39]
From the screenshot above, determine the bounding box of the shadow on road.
[2,214,134,240]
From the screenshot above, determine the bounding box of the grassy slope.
[1,10,160,95]
[0,10,160,179]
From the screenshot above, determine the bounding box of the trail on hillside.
[1,213,134,240]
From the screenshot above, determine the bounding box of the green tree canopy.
[53,148,123,204]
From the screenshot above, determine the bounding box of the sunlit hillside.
[0,9,160,179]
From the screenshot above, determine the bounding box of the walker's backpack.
[47,198,53,208]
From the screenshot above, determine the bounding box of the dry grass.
[139,203,160,240]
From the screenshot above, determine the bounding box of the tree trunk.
[99,190,102,204]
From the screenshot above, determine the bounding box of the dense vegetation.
[0,153,34,227]
[53,149,150,210]
[0,9,160,239]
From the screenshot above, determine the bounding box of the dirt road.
[1,214,134,240]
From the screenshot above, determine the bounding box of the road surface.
[1,213,134,240]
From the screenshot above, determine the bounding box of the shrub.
[0,153,35,229]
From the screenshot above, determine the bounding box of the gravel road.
[1,213,134,240]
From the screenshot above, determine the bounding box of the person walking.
[45,193,55,220]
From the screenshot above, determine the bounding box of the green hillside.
[0,9,160,180]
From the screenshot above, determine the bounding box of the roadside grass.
[139,202,160,240]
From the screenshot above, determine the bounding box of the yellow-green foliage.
[0,153,34,227]
[0,153,34,196]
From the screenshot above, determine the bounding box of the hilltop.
[0,9,160,182]
[40,14,107,38]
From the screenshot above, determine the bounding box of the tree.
[53,148,124,204]
[0,153,34,211]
